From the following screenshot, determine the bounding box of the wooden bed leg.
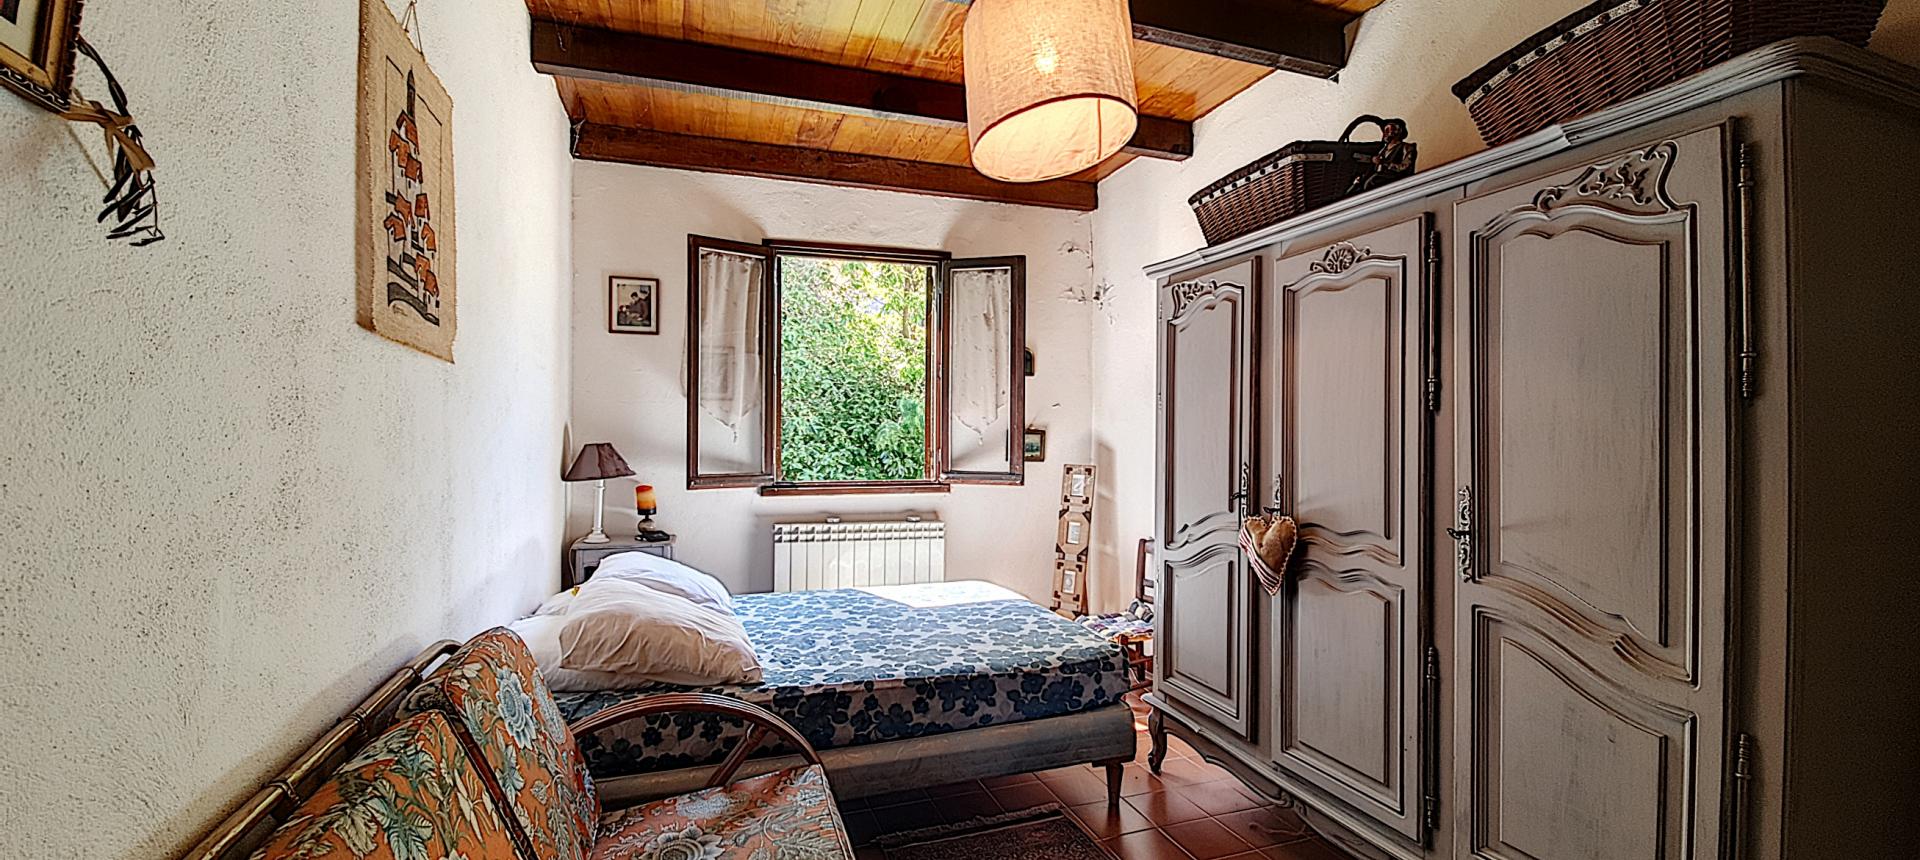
[1147,709,1168,774]
[1101,759,1125,809]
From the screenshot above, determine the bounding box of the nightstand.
[566,535,676,589]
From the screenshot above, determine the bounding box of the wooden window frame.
[686,235,778,489]
[937,256,1028,485]
[686,237,1025,496]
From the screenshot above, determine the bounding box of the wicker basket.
[1189,116,1417,247]
[1454,0,1888,147]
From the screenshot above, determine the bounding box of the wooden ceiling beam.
[531,20,1193,162]
[1128,0,1356,77]
[573,124,1099,211]
[942,0,1357,76]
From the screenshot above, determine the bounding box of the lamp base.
[583,479,613,544]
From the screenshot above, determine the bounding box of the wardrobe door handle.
[1450,486,1476,582]
[1446,527,1475,582]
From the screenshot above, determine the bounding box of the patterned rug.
[873,805,1116,860]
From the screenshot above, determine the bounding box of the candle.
[634,485,657,513]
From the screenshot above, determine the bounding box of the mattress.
[553,580,1127,780]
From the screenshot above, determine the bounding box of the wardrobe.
[1146,39,1920,860]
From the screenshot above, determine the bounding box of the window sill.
[758,481,953,497]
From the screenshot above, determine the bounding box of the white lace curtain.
[694,248,765,450]
[948,265,1014,470]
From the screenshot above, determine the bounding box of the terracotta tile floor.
[839,694,1357,860]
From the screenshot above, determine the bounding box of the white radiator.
[772,517,946,592]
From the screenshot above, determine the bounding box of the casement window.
[687,236,1026,495]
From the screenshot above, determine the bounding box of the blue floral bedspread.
[553,584,1126,780]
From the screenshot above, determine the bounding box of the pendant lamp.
[963,0,1139,183]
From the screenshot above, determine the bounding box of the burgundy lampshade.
[564,443,635,482]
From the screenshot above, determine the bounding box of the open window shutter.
[687,235,776,489]
[938,256,1026,484]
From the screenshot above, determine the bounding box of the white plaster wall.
[570,162,1095,603]
[0,1,572,857]
[1084,0,1920,612]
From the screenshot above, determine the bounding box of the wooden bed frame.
[591,701,1137,808]
[182,641,1136,859]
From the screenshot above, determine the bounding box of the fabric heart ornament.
[1240,514,1298,596]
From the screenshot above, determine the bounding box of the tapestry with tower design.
[356,0,456,361]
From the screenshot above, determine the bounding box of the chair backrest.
[181,640,462,860]
[400,627,599,860]
[249,711,521,860]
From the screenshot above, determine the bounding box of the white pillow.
[591,552,734,613]
[534,587,578,617]
[558,578,762,686]
[508,613,655,692]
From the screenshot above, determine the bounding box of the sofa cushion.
[402,627,600,860]
[250,711,519,860]
[590,765,852,860]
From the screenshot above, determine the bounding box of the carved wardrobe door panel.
[1155,258,1257,740]
[1264,218,1432,842]
[1450,127,1733,860]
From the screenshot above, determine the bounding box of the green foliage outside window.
[778,256,930,482]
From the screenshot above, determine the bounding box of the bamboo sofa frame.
[181,640,463,860]
[178,644,837,860]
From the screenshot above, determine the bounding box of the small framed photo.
[1023,428,1047,462]
[609,276,660,335]
[1,0,83,112]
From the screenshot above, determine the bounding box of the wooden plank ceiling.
[526,0,1385,209]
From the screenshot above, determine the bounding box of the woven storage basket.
[1189,116,1416,247]
[1454,0,1888,147]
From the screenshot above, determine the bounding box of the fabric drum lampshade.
[963,0,1139,183]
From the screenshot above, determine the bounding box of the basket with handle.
[1188,115,1418,247]
[1453,0,1888,147]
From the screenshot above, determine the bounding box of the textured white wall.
[0,1,572,857]
[570,162,1095,602]
[1084,0,1920,612]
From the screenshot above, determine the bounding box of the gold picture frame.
[0,0,82,112]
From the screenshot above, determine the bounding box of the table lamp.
[634,485,659,533]
[564,442,634,544]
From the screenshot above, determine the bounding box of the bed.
[553,580,1138,806]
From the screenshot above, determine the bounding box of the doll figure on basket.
[1353,119,1417,193]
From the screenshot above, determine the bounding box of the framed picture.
[1051,464,1096,616]
[0,0,82,112]
[609,276,661,335]
[1023,428,1047,462]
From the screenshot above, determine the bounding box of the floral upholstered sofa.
[247,628,854,860]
